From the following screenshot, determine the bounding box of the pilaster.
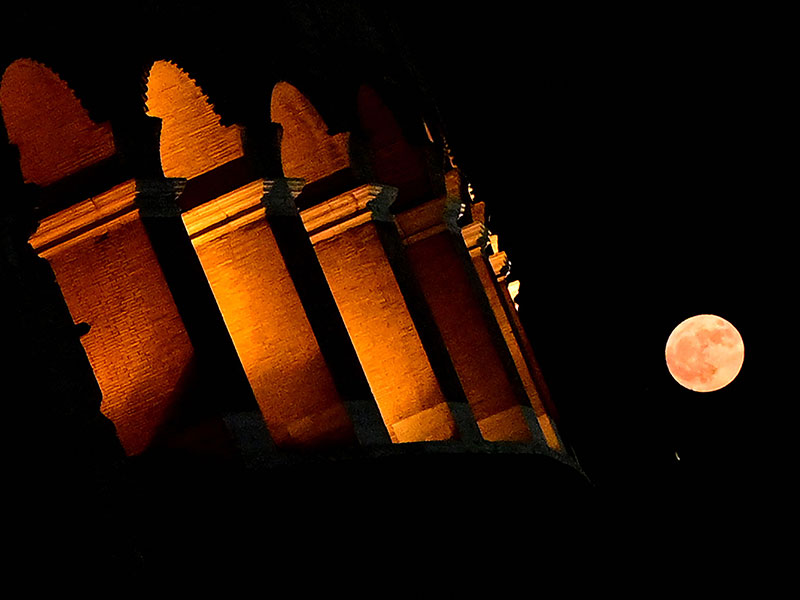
[29,180,198,455]
[496,272,566,452]
[1,165,140,573]
[462,221,562,451]
[395,190,539,442]
[263,178,391,446]
[135,177,274,458]
[301,183,461,443]
[181,178,361,448]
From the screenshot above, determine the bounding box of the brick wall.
[36,204,195,455]
[271,81,350,184]
[0,58,116,186]
[145,60,244,179]
[471,250,562,451]
[357,85,436,211]
[406,232,533,441]
[313,223,457,442]
[183,187,355,447]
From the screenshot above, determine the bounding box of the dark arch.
[356,83,443,212]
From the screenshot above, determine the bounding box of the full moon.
[665,314,744,392]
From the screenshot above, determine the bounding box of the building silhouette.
[2,2,591,580]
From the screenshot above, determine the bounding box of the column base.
[448,402,483,442]
[223,410,275,469]
[344,400,392,446]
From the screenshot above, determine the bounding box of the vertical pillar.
[263,178,390,446]
[493,265,565,451]
[394,194,537,442]
[462,221,562,451]
[28,180,199,456]
[180,178,360,448]
[2,152,140,575]
[135,177,274,460]
[239,119,389,446]
[373,205,482,442]
[301,183,460,443]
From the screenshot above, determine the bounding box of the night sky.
[389,4,789,505]
[3,3,787,534]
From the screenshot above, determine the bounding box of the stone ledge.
[300,183,398,244]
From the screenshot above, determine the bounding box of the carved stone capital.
[395,197,443,243]
[262,178,305,218]
[135,178,186,217]
[461,221,490,253]
[489,251,510,280]
[362,184,397,222]
[300,183,398,244]
[443,194,465,233]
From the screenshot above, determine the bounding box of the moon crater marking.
[665,314,744,392]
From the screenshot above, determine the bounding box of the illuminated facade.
[2,3,585,575]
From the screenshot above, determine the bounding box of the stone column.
[263,178,390,446]
[461,221,562,451]
[181,178,365,448]
[2,146,139,572]
[491,256,566,452]
[301,183,461,443]
[394,194,538,442]
[28,180,200,456]
[135,177,274,462]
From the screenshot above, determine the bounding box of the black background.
[2,4,789,554]
[388,3,790,500]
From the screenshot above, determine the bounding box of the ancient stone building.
[2,2,588,578]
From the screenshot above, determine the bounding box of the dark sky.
[3,2,786,500]
[388,4,789,496]
[3,5,789,577]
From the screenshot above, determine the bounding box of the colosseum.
[3,2,594,582]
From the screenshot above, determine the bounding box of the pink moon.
[665,314,744,392]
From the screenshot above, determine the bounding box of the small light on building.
[422,120,435,143]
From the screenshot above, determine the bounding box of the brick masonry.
[145,60,245,180]
[406,230,534,441]
[34,198,195,455]
[313,222,458,442]
[183,184,356,448]
[0,58,116,186]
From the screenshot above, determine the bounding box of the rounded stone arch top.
[0,58,117,187]
[144,59,245,180]
[270,80,351,185]
[356,83,441,211]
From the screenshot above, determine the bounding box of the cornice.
[181,179,265,245]
[262,178,305,218]
[300,183,398,245]
[29,179,139,256]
